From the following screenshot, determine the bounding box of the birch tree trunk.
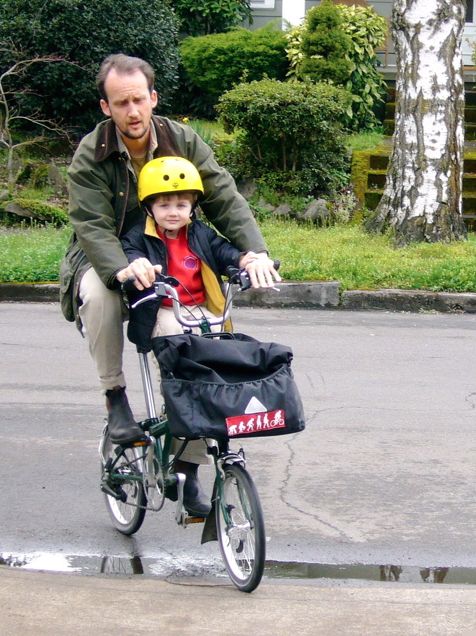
[369,0,466,244]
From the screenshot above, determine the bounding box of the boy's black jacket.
[121,218,242,351]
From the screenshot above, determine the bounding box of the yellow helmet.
[138,156,204,202]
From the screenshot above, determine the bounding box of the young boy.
[120,156,260,517]
[121,156,259,342]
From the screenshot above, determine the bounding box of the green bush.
[179,26,288,117]
[286,3,387,130]
[173,0,252,36]
[217,78,352,196]
[0,0,179,138]
[339,4,387,130]
[1,198,69,226]
[299,0,353,85]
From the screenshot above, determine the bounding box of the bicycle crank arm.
[174,472,186,525]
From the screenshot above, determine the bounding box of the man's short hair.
[96,54,155,100]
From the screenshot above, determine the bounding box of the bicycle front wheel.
[216,463,266,593]
[100,431,147,535]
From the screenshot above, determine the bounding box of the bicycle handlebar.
[123,260,280,330]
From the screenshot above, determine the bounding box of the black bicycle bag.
[152,332,306,440]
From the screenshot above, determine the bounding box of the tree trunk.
[368,0,466,244]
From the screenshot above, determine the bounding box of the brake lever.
[226,260,281,291]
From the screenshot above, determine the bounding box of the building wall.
[247,0,283,30]
[248,0,395,64]
[248,1,472,67]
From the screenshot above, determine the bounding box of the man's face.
[100,68,158,142]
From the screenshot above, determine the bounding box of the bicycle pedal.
[101,482,126,502]
[184,515,206,525]
[131,438,151,447]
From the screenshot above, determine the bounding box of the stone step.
[383,86,476,104]
[353,145,476,229]
[367,171,476,191]
[383,120,476,139]
[384,102,476,122]
[363,189,476,230]
[367,154,476,174]
[364,189,476,217]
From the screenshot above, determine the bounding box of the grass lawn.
[1,221,476,293]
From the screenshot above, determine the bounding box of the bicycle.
[98,266,304,593]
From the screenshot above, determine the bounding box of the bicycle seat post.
[138,351,157,420]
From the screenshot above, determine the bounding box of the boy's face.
[150,193,195,233]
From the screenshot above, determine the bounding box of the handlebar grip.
[122,273,180,295]
[121,277,138,294]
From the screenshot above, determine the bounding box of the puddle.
[2,552,476,585]
[266,561,476,585]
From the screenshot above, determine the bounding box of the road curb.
[341,288,476,313]
[2,282,476,313]
[232,281,340,308]
[0,283,60,303]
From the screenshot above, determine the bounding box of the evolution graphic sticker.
[225,409,286,436]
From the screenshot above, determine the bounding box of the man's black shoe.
[106,386,148,445]
[171,460,211,517]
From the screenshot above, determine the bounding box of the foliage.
[285,25,305,80]
[0,54,72,192]
[2,222,476,293]
[299,1,353,85]
[1,197,68,226]
[345,130,385,152]
[339,4,387,130]
[16,161,50,189]
[286,2,387,130]
[217,78,352,195]
[260,222,476,292]
[179,26,288,117]
[172,0,252,36]
[0,0,179,137]
[177,117,227,147]
[0,224,71,282]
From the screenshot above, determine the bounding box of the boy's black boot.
[105,386,147,445]
[173,459,211,517]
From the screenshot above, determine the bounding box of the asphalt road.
[1,302,476,582]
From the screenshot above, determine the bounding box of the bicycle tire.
[216,463,266,592]
[100,431,147,535]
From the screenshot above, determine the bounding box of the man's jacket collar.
[94,119,121,162]
[94,117,160,163]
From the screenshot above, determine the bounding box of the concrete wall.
[248,0,473,67]
[247,0,395,65]
[247,0,283,30]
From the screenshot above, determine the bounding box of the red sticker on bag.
[226,409,286,436]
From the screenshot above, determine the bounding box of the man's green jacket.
[59,115,266,323]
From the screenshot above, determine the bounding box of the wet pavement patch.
[2,552,476,585]
[265,561,476,585]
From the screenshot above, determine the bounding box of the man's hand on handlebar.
[239,251,282,289]
[116,258,163,290]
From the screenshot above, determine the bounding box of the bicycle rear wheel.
[216,463,265,592]
[100,431,147,535]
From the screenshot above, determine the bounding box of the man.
[60,53,280,515]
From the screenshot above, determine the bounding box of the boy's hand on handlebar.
[116,258,163,290]
[240,252,282,289]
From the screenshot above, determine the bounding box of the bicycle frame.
[99,349,246,528]
[100,269,272,590]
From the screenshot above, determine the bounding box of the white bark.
[371,0,466,243]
